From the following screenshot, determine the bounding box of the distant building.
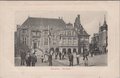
[91,16,108,53]
[91,33,99,51]
[15,15,90,55]
[98,16,108,53]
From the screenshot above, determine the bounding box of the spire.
[104,14,107,24]
[103,14,108,30]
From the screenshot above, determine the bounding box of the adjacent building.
[74,15,90,54]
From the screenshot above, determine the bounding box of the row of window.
[61,30,76,36]
[62,37,78,45]
[32,31,41,37]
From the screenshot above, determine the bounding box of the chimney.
[77,14,81,24]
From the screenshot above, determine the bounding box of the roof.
[80,25,90,36]
[74,15,90,36]
[21,17,66,28]
[74,24,90,36]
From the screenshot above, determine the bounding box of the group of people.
[68,49,89,66]
[20,50,37,66]
[20,49,89,66]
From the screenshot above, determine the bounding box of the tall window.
[44,38,48,45]
[22,37,27,45]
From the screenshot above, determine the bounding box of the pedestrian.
[55,52,58,59]
[41,55,44,63]
[69,52,73,66]
[83,49,89,66]
[20,50,26,66]
[31,52,37,66]
[44,51,48,62]
[90,50,94,57]
[76,53,80,65]
[83,49,89,60]
[25,52,31,66]
[59,52,62,60]
[48,53,52,66]
[73,52,77,65]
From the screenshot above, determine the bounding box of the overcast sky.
[15,11,107,40]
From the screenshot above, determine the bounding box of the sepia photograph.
[0,1,119,78]
[14,11,108,66]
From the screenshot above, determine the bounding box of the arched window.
[73,48,77,53]
[68,48,71,54]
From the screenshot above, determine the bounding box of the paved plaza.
[15,54,107,66]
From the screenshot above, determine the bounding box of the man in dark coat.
[59,52,62,60]
[83,49,89,60]
[25,52,31,66]
[31,52,37,66]
[76,53,80,65]
[69,52,73,66]
[48,53,52,66]
[20,50,26,66]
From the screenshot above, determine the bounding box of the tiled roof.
[21,17,66,28]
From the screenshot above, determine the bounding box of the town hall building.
[15,15,90,56]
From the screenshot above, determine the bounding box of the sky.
[15,11,107,41]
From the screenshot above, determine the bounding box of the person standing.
[76,53,80,65]
[55,51,58,59]
[59,52,62,60]
[44,51,48,62]
[41,55,44,63]
[31,52,37,66]
[20,50,26,66]
[48,53,52,66]
[83,49,89,60]
[25,52,31,66]
[73,52,77,65]
[83,49,89,66]
[69,52,73,66]
[90,49,94,57]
